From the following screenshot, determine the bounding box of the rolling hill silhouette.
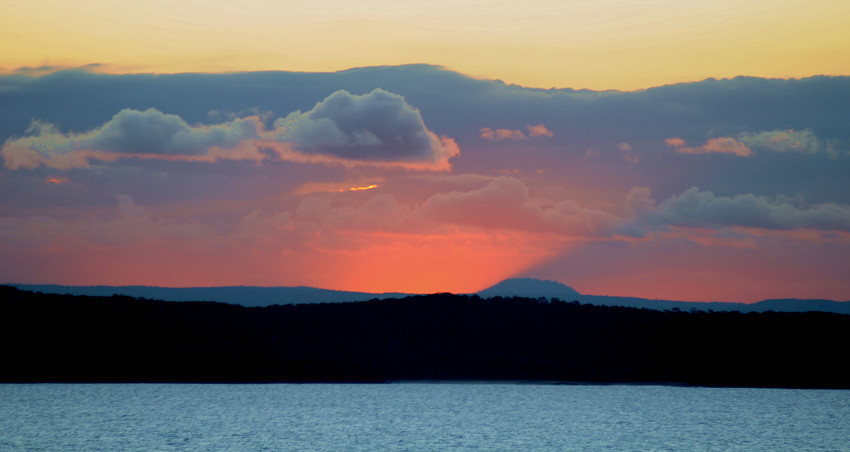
[2,285,848,388]
[477,278,581,299]
[12,278,850,314]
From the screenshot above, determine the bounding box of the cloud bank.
[1,66,849,301]
[2,89,458,171]
[624,187,850,235]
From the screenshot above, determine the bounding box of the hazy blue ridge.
[10,278,850,314]
[476,277,581,299]
[475,278,850,314]
[10,284,408,307]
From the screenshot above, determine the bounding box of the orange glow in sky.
[314,230,564,293]
[2,0,849,303]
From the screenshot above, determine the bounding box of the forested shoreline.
[2,285,848,388]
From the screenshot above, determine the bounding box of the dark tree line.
[1,285,848,388]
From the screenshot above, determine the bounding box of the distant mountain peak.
[477,278,581,299]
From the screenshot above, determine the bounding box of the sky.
[1,1,849,301]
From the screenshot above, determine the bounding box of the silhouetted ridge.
[2,285,848,388]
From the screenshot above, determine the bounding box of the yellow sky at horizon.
[2,0,849,90]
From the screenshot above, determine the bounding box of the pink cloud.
[421,176,621,237]
[527,124,554,138]
[665,137,686,147]
[617,142,639,164]
[480,127,526,140]
[480,124,553,141]
[666,137,752,157]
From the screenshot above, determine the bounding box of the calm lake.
[1,383,848,451]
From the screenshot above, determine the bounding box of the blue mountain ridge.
[9,284,407,307]
[10,278,850,314]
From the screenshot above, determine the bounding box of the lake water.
[1,383,848,451]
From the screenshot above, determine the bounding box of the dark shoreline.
[3,286,848,389]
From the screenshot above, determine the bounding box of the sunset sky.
[2,0,849,301]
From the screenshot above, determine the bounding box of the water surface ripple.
[1,383,847,451]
